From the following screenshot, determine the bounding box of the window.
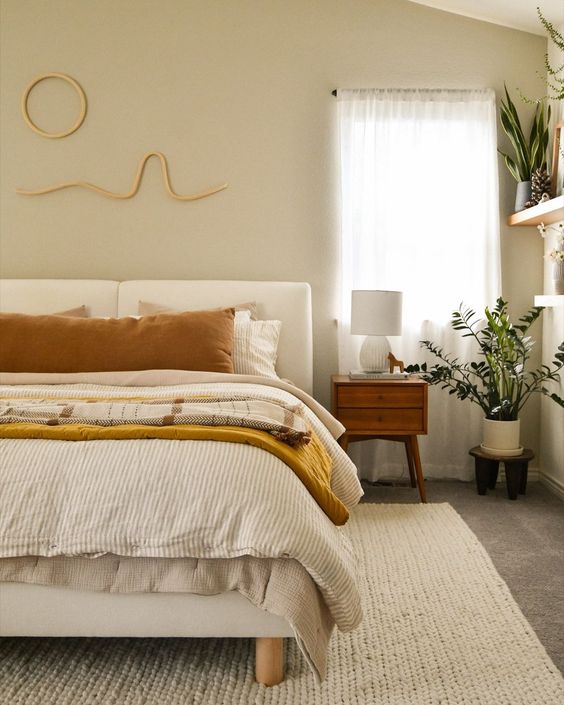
[337,88,501,480]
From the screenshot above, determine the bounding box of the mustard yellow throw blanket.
[0,395,348,525]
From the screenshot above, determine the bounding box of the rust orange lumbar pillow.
[0,309,235,373]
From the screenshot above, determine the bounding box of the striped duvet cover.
[0,371,364,679]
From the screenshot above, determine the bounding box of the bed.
[0,279,363,686]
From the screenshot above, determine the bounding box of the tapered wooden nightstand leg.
[403,438,417,488]
[408,435,427,503]
[339,434,349,452]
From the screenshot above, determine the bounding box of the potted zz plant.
[406,298,564,456]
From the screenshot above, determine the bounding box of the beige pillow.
[139,300,257,320]
[0,309,235,374]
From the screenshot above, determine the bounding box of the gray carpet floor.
[361,479,564,673]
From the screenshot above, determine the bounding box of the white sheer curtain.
[337,88,501,481]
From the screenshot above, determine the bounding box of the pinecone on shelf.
[528,168,551,207]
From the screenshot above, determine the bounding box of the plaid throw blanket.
[0,385,354,524]
[0,394,311,447]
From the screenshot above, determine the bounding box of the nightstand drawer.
[337,385,424,408]
[338,408,425,432]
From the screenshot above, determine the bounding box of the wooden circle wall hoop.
[21,72,87,139]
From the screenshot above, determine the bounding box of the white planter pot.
[481,418,523,457]
[514,180,531,212]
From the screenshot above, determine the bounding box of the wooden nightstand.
[331,375,428,502]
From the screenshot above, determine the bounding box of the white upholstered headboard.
[0,279,313,393]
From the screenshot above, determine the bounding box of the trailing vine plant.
[538,7,564,101]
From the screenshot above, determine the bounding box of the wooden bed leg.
[255,637,284,686]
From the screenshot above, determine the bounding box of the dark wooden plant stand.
[469,446,534,500]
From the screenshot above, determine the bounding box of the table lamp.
[350,290,403,375]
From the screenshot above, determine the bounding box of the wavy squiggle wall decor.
[16,151,229,201]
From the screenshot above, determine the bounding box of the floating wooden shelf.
[508,195,564,226]
[534,295,564,307]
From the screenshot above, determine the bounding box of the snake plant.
[498,85,551,182]
[406,299,564,421]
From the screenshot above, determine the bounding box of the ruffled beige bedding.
[0,553,332,678]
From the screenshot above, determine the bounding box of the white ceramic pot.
[481,418,522,457]
[553,261,564,295]
[514,181,531,212]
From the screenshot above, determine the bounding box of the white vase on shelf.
[553,261,564,295]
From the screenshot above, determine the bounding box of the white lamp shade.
[351,290,403,336]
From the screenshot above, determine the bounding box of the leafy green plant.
[498,85,551,182]
[406,298,564,421]
[519,9,563,104]
[538,7,564,101]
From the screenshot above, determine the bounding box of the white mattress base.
[0,583,294,638]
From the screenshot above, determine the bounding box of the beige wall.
[540,299,564,495]
[539,24,564,493]
[0,0,547,440]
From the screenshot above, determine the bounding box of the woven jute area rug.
[1,503,562,704]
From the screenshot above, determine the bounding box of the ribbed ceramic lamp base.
[359,336,391,372]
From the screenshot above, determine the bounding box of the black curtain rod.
[331,89,337,96]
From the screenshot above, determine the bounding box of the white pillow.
[233,311,281,378]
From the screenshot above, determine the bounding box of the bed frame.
[0,279,313,686]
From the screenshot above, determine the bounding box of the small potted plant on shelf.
[498,86,551,212]
[406,298,564,456]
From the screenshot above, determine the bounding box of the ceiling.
[407,0,564,35]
